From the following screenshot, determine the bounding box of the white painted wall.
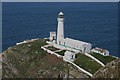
[55,12,92,53]
[50,32,56,41]
[57,12,64,44]
[63,51,75,61]
[91,48,109,56]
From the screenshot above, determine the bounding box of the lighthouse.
[48,11,92,53]
[57,12,64,45]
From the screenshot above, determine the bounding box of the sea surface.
[2,2,118,56]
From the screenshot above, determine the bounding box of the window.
[53,36,55,40]
[71,55,74,59]
[64,42,65,46]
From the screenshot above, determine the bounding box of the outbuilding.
[63,51,75,61]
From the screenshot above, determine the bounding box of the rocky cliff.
[2,39,89,78]
[2,39,119,79]
[93,58,120,79]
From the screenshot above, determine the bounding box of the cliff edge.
[2,39,89,78]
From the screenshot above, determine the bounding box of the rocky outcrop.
[2,39,119,79]
[2,39,89,78]
[93,58,120,78]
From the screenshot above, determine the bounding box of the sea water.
[2,2,118,56]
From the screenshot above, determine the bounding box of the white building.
[57,12,64,44]
[59,37,92,53]
[48,12,92,53]
[49,32,56,41]
[63,51,75,61]
[91,47,109,56]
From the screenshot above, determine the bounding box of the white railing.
[41,45,93,77]
[16,38,39,45]
[63,58,93,77]
[85,53,105,66]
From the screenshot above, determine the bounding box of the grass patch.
[90,52,116,65]
[2,39,49,78]
[74,53,102,74]
[56,50,66,56]
[46,46,59,51]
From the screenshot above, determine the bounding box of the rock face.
[93,58,120,78]
[2,39,119,79]
[0,54,2,79]
[2,39,89,78]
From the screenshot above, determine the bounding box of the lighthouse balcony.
[59,15,64,18]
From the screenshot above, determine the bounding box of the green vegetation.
[56,50,66,56]
[74,53,102,74]
[2,39,73,78]
[3,39,117,78]
[90,52,116,65]
[2,39,49,78]
[46,46,59,51]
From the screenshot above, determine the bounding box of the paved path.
[54,50,62,52]
[43,44,52,48]
[41,46,62,58]
[85,53,105,66]
[41,45,105,76]
[41,46,93,77]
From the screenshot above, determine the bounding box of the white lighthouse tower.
[57,12,64,45]
[48,11,92,53]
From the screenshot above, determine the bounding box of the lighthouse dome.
[58,12,64,18]
[59,12,64,15]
